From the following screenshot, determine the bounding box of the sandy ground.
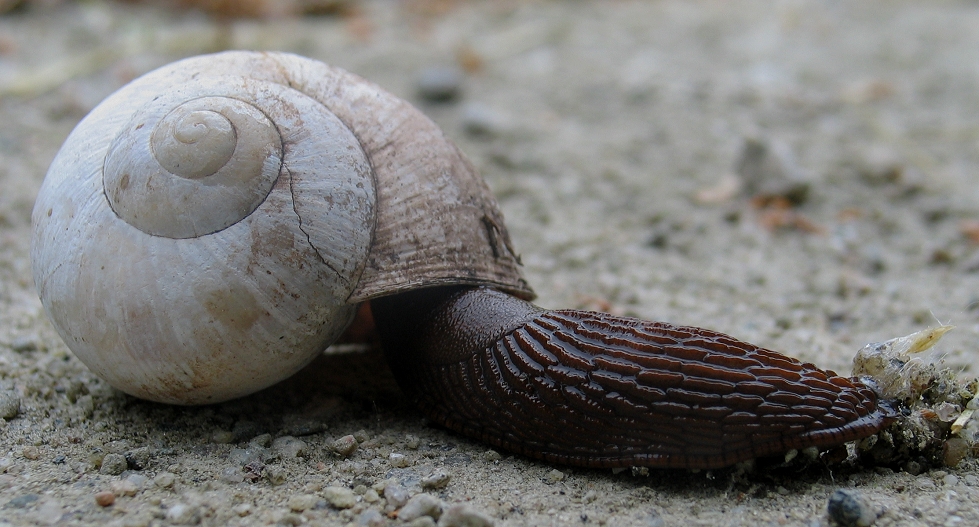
[2,1,979,526]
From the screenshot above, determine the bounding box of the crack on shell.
[286,164,345,285]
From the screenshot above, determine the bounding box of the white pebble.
[421,471,451,490]
[165,503,201,525]
[154,472,176,488]
[109,479,138,497]
[389,452,410,468]
[399,493,442,522]
[323,486,356,509]
[288,493,319,512]
[384,483,409,508]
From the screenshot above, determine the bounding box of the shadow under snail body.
[30,51,893,470]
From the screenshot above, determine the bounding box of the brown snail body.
[31,51,891,470]
[373,286,889,469]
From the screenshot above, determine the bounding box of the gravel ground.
[3,1,979,526]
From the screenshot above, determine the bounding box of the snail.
[30,51,894,470]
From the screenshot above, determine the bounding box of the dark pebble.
[827,489,876,527]
[417,66,463,102]
[125,447,151,470]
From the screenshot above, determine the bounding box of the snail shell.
[31,51,531,404]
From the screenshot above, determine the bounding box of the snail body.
[31,51,891,469]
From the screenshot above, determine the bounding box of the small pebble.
[943,437,970,467]
[399,493,442,522]
[154,472,176,488]
[438,504,494,527]
[363,489,380,503]
[10,336,38,352]
[827,489,877,527]
[333,435,358,457]
[416,66,463,102]
[483,450,502,462]
[0,391,20,420]
[460,102,508,137]
[389,452,410,468]
[94,491,115,507]
[903,460,924,476]
[735,137,809,204]
[288,493,319,512]
[371,479,391,493]
[127,473,149,487]
[915,476,937,491]
[99,453,127,475]
[384,482,409,508]
[125,447,151,470]
[357,508,386,526]
[545,469,565,484]
[323,486,357,509]
[353,430,370,443]
[405,435,420,450]
[165,503,201,525]
[265,464,287,485]
[22,446,40,460]
[110,479,138,497]
[943,474,959,487]
[272,436,308,459]
[421,471,451,490]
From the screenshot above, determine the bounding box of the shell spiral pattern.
[32,54,378,403]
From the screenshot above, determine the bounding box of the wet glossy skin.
[373,286,892,469]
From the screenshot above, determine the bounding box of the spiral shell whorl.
[103,88,284,239]
[152,106,238,180]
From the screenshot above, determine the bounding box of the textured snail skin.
[373,286,893,469]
